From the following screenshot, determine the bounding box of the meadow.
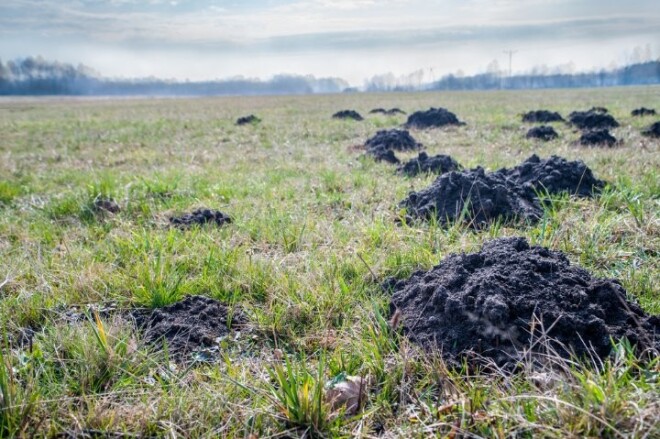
[0,87,658,437]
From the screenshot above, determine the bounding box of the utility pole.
[502,49,517,88]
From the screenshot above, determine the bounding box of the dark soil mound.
[365,129,421,152]
[385,108,406,115]
[369,108,387,114]
[521,110,564,123]
[169,208,232,229]
[236,115,260,125]
[631,107,656,117]
[589,106,609,114]
[579,129,617,147]
[398,152,461,177]
[400,168,542,227]
[569,110,619,130]
[134,295,245,361]
[642,121,660,138]
[333,110,363,121]
[370,149,400,164]
[525,126,558,141]
[389,237,660,368]
[495,155,605,198]
[92,197,120,214]
[405,107,463,129]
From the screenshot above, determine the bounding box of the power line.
[502,49,518,77]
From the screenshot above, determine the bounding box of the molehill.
[169,208,232,229]
[397,152,462,177]
[134,295,245,361]
[642,121,660,138]
[569,109,619,130]
[388,237,660,368]
[525,126,558,141]
[579,129,617,147]
[405,107,464,129]
[631,107,656,117]
[521,110,564,123]
[236,115,260,125]
[332,110,363,121]
[364,129,421,163]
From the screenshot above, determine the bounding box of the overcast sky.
[1,0,658,84]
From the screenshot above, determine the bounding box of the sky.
[1,0,659,85]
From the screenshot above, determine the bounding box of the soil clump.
[134,295,245,361]
[236,115,260,125]
[92,197,120,214]
[169,208,232,229]
[405,107,464,129]
[400,167,542,227]
[642,121,660,138]
[521,110,564,123]
[579,129,617,147]
[525,126,558,141]
[364,129,421,163]
[569,110,619,130]
[495,154,605,198]
[385,108,406,115]
[388,237,660,369]
[332,110,363,121]
[631,108,656,117]
[398,152,462,177]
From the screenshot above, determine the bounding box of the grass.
[0,87,658,437]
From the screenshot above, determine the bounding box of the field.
[0,87,659,437]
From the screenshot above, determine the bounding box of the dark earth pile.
[388,237,660,368]
[134,295,245,361]
[589,106,609,113]
[370,108,387,114]
[405,107,463,129]
[92,197,120,214]
[579,129,617,147]
[386,108,406,115]
[400,168,542,227]
[397,152,462,177]
[521,110,564,123]
[525,126,559,141]
[169,208,232,228]
[236,115,260,125]
[332,110,364,121]
[364,129,421,163]
[569,109,619,130]
[642,121,660,138]
[495,154,605,198]
[631,107,656,117]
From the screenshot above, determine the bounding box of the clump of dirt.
[405,107,464,129]
[386,108,406,115]
[495,155,605,198]
[397,152,462,177]
[400,168,542,227]
[631,107,656,117]
[370,108,386,114]
[521,110,564,123]
[236,115,260,125]
[134,295,246,361]
[364,129,421,163]
[333,110,364,121]
[569,110,619,130]
[169,208,232,229]
[92,197,120,214]
[525,126,558,141]
[642,121,660,138]
[589,106,609,113]
[579,129,617,147]
[388,237,660,368]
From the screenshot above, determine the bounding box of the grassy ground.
[0,87,658,437]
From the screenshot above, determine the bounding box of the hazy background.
[1,0,659,85]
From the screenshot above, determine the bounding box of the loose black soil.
[236,115,260,125]
[332,110,364,121]
[495,155,605,198]
[521,110,564,123]
[397,152,462,177]
[642,121,660,138]
[405,107,464,129]
[364,129,421,164]
[134,295,245,361]
[400,168,542,227]
[525,126,559,141]
[579,129,617,147]
[569,110,619,130]
[92,197,120,214]
[631,107,656,117]
[169,208,232,229]
[388,237,660,368]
